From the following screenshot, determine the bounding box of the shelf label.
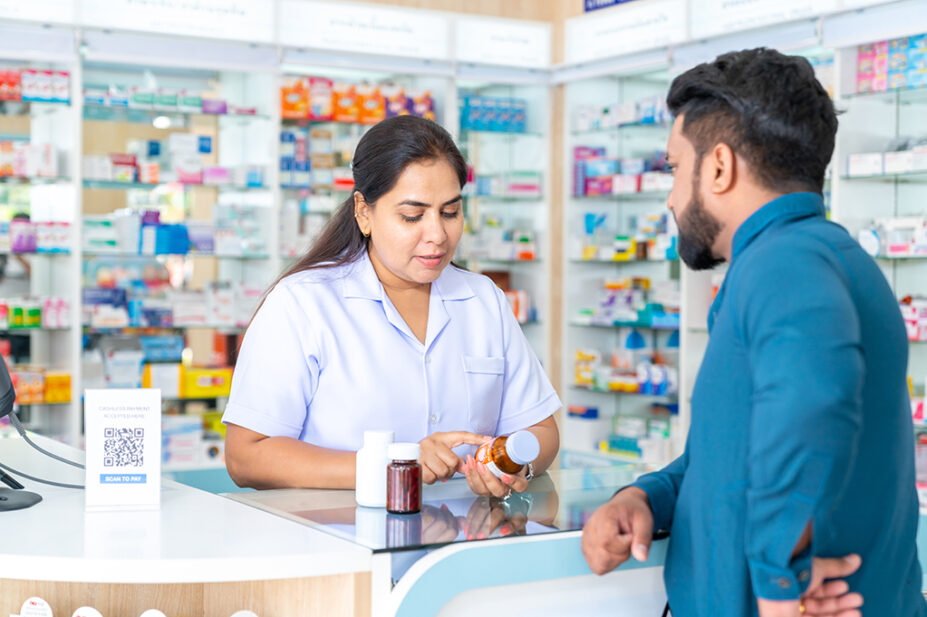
[279,0,450,60]
[689,0,838,40]
[455,17,550,68]
[84,388,161,512]
[0,0,74,24]
[79,0,274,44]
[565,0,687,64]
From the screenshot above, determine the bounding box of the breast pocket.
[462,356,505,436]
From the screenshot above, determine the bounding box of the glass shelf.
[83,104,271,124]
[841,170,927,183]
[0,251,70,256]
[570,383,677,399]
[84,324,245,335]
[575,190,670,202]
[83,180,268,191]
[569,257,678,264]
[14,400,72,407]
[569,320,679,331]
[0,176,71,184]
[463,194,544,202]
[82,251,269,259]
[0,100,70,116]
[459,257,540,264]
[0,327,69,334]
[875,255,927,261]
[460,129,544,140]
[571,122,670,137]
[843,86,927,106]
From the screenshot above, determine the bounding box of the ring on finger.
[799,599,805,614]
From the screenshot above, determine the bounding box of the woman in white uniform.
[223,115,560,497]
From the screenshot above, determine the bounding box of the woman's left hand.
[463,454,530,498]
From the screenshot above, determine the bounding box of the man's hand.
[418,431,489,484]
[581,486,655,575]
[757,554,863,617]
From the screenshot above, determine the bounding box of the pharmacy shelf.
[0,251,70,256]
[82,251,270,260]
[83,104,270,124]
[84,324,245,334]
[460,129,544,140]
[875,255,927,261]
[459,257,541,264]
[574,190,671,202]
[570,383,677,400]
[569,258,678,264]
[571,122,670,136]
[841,171,927,183]
[569,320,679,331]
[0,100,70,115]
[463,194,544,202]
[0,327,69,334]
[843,86,927,105]
[82,180,267,191]
[0,176,71,184]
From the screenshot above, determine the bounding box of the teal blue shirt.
[633,192,926,616]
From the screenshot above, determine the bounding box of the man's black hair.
[668,48,837,194]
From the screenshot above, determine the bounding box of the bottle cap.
[364,430,394,446]
[625,330,647,350]
[505,431,540,465]
[388,442,420,461]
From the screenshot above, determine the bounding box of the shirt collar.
[342,251,474,301]
[730,192,825,261]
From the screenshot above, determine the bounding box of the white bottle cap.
[229,611,260,617]
[72,609,103,617]
[388,442,420,461]
[138,611,166,617]
[364,430,394,446]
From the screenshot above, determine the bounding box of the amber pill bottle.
[386,442,422,514]
[475,430,540,477]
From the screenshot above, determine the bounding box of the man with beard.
[581,48,926,617]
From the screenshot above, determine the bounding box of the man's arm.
[738,248,865,604]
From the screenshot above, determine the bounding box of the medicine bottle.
[387,442,422,514]
[355,430,394,508]
[475,431,540,478]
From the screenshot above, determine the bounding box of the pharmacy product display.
[77,64,275,465]
[457,82,549,365]
[562,69,679,466]
[0,56,77,442]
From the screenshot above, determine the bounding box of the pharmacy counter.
[229,463,669,617]
[0,431,372,616]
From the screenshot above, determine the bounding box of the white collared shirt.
[222,250,560,453]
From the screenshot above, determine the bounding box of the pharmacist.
[222,115,560,497]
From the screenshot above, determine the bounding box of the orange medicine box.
[281,76,309,120]
[357,84,386,125]
[181,366,233,398]
[332,82,359,123]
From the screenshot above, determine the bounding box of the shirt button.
[798,570,811,583]
[425,355,432,364]
[430,414,439,424]
[777,577,792,589]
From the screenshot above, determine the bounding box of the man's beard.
[676,174,724,270]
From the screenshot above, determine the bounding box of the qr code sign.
[103,427,145,467]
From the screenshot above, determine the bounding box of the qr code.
[103,427,145,467]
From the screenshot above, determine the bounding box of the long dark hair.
[280,115,467,281]
[242,116,469,336]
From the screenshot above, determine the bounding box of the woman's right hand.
[418,431,490,484]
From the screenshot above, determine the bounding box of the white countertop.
[0,430,372,583]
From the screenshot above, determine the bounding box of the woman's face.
[357,158,464,287]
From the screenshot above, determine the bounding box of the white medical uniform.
[222,250,560,452]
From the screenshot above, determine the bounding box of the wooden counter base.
[1,573,372,617]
